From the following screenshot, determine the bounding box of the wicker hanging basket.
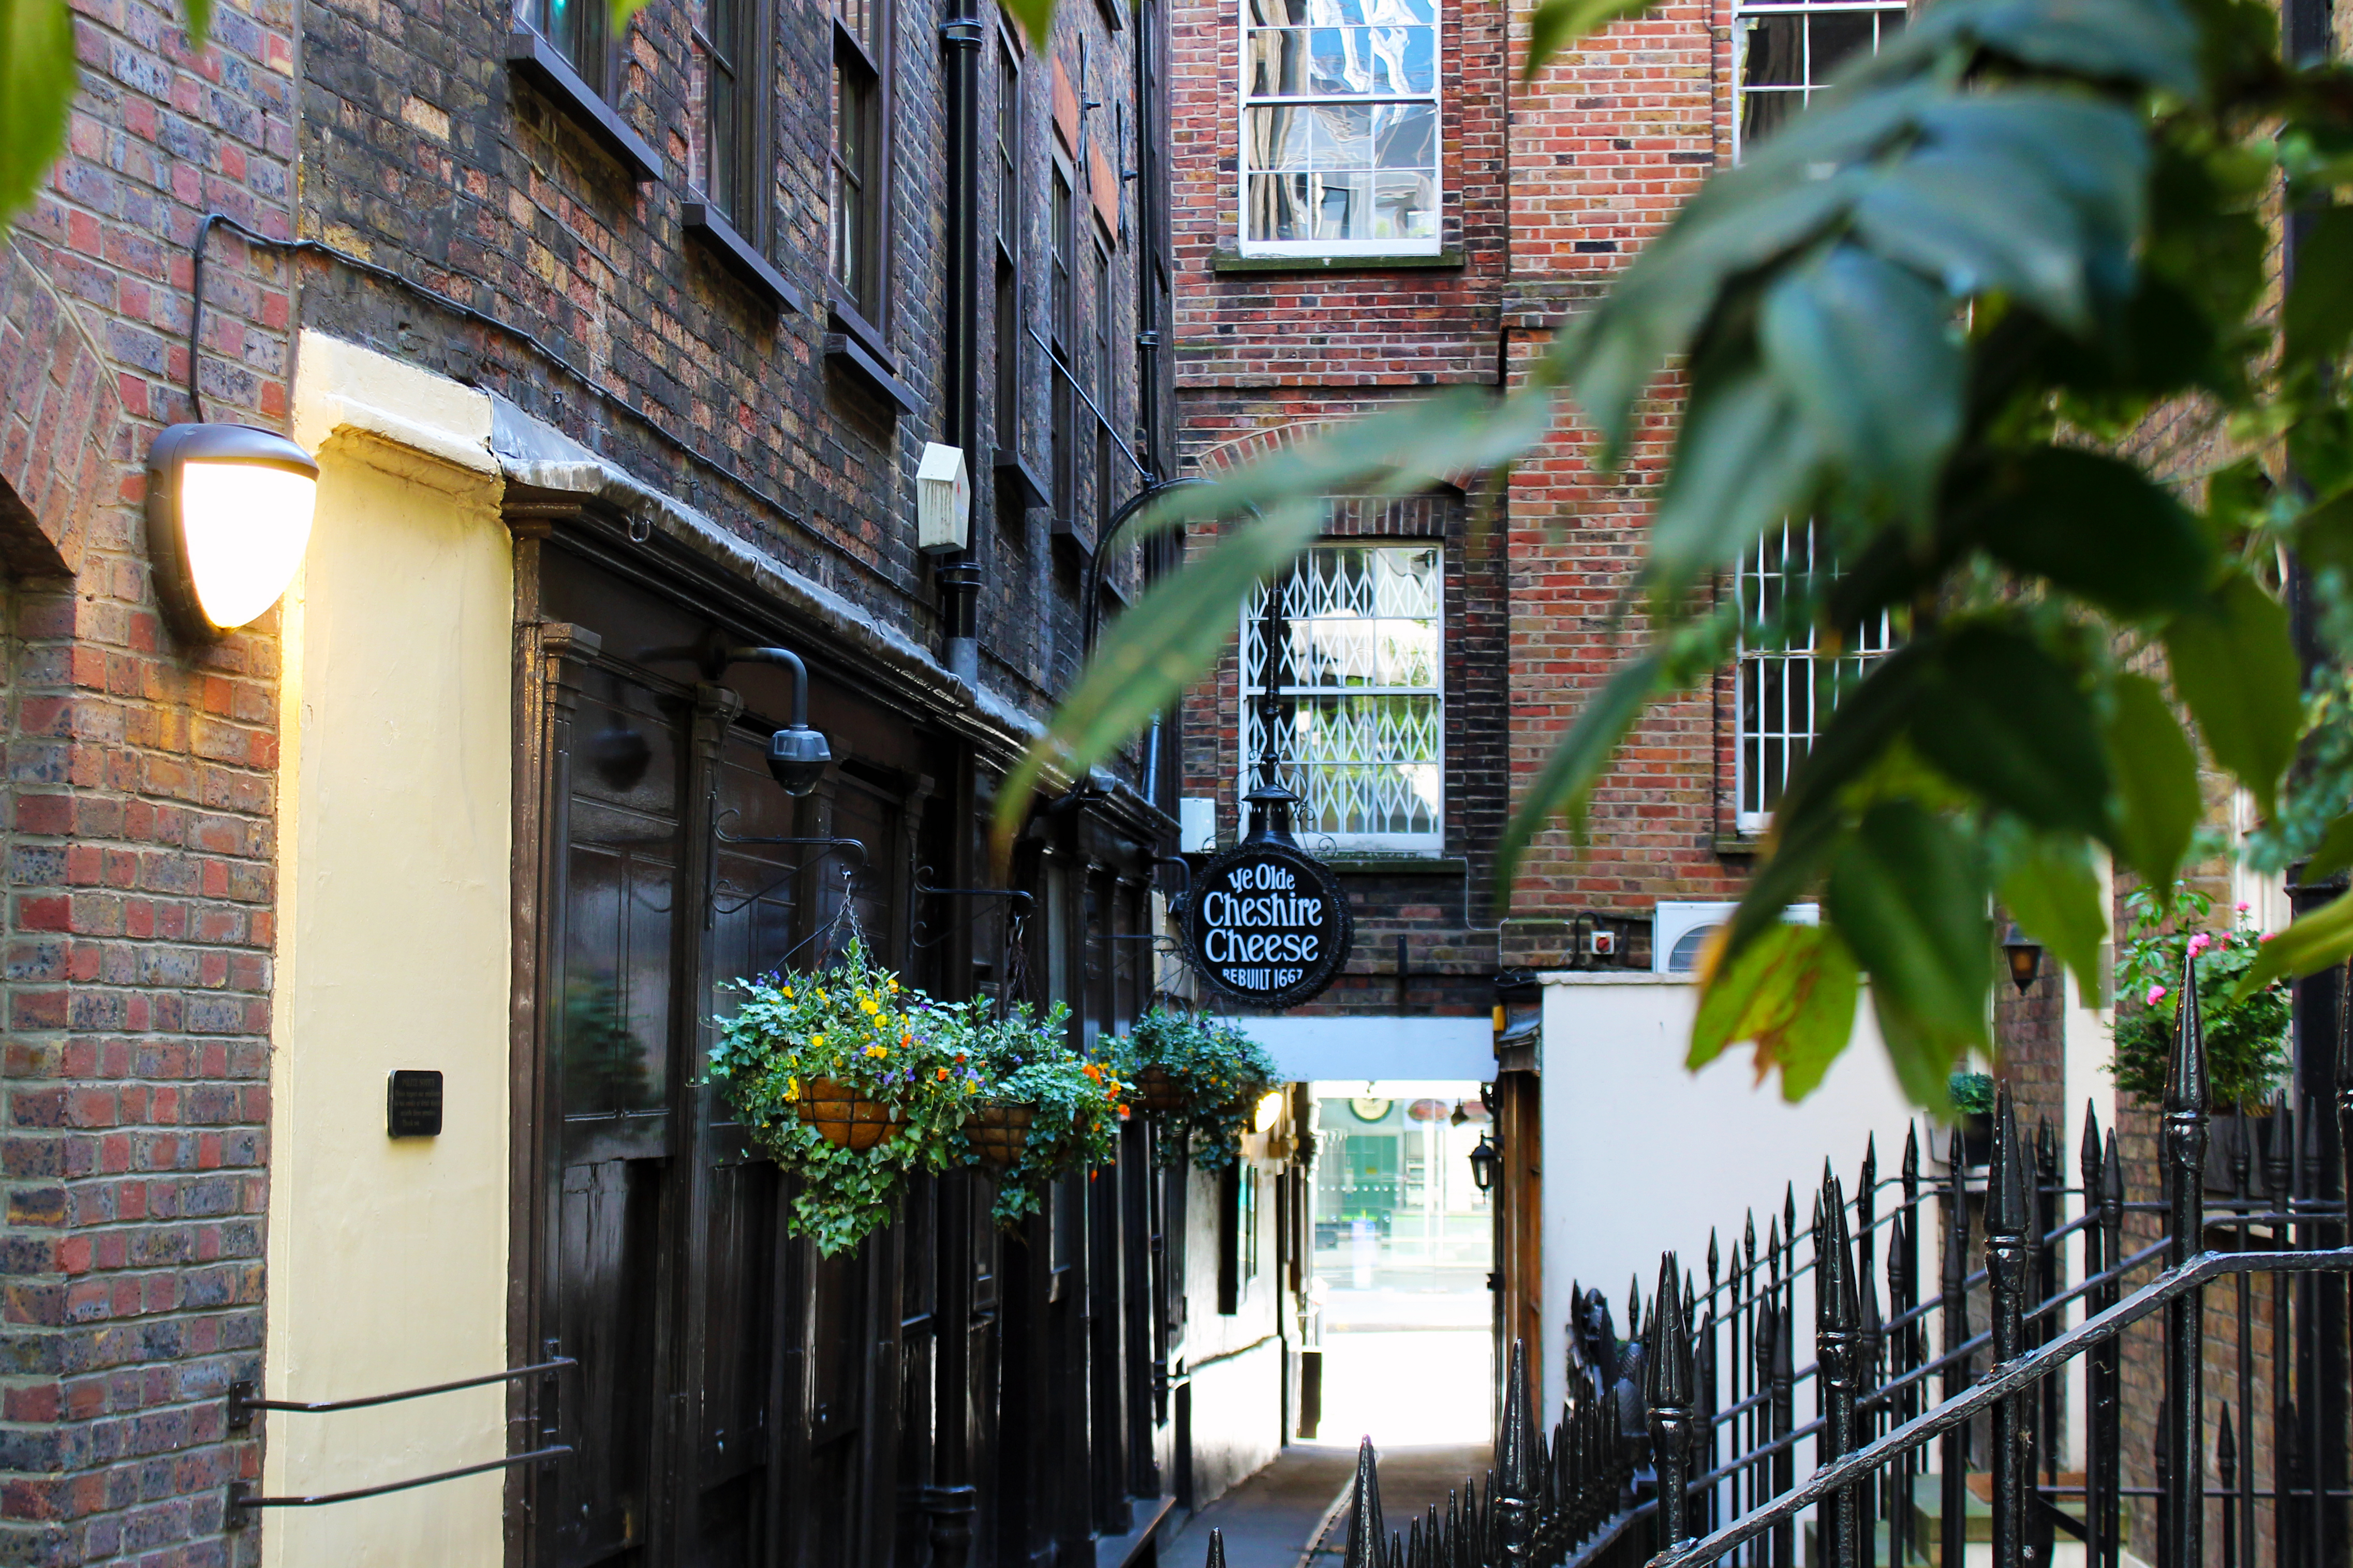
[795,1077,905,1151]
[966,1102,1037,1169]
[1130,1066,1190,1115]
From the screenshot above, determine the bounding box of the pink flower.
[2236,900,2251,914]
[2261,931,2277,943]
[2146,983,2168,1007]
[2187,932,2213,958]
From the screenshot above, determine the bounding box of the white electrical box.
[1179,797,1218,853]
[916,443,971,555]
[1653,900,1817,974]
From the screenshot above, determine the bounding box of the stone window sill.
[505,29,661,183]
[683,203,805,313]
[1210,247,1463,276]
[824,331,919,416]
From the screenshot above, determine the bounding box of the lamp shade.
[146,423,318,640]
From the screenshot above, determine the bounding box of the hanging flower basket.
[796,1077,906,1151]
[965,1102,1035,1168]
[1114,1007,1280,1173]
[710,943,987,1256]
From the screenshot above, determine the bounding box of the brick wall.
[0,0,295,1554]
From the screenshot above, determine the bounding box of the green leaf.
[182,0,210,48]
[1721,799,1851,971]
[2230,886,2353,1000]
[1969,449,2212,617]
[2284,206,2353,371]
[1759,244,1962,529]
[1849,149,2096,332]
[998,0,1055,44]
[1909,622,2111,838]
[1689,921,1862,1102]
[2300,810,2353,886]
[1492,652,1667,898]
[1849,0,2200,100]
[2102,670,2200,890]
[1,0,75,231]
[1992,829,2108,997]
[2162,571,2301,817]
[1647,353,1823,591]
[1825,801,1991,1105]
[990,498,1324,859]
[1525,0,1659,75]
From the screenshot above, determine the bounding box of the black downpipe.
[930,12,984,1568]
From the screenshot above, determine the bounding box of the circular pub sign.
[1183,838,1354,1008]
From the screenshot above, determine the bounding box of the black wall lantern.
[2001,924,2044,994]
[145,423,319,642]
[1468,1131,1500,1192]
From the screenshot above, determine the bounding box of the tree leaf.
[183,0,210,48]
[2284,205,2353,371]
[1825,800,1991,1104]
[1968,448,2211,617]
[1492,653,1665,900]
[1690,921,1862,1103]
[2300,810,2353,886]
[989,499,1324,862]
[1759,244,1962,530]
[1992,828,2107,997]
[2229,886,2353,1001]
[1849,149,2095,332]
[2162,571,2302,817]
[1909,621,2112,837]
[0,0,75,231]
[998,0,1055,44]
[1525,0,1659,76]
[2102,670,2200,890]
[1848,0,2200,101]
[1647,353,1823,591]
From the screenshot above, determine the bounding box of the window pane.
[1734,523,1892,825]
[1808,11,1877,77]
[1247,26,1434,95]
[1738,14,1803,85]
[831,65,866,294]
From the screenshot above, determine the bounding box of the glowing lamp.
[1252,1089,1285,1133]
[146,424,318,641]
[2001,924,2044,994]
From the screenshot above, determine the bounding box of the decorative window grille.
[1242,543,1442,850]
[1731,0,1906,160]
[1735,524,1892,832]
[1239,0,1440,255]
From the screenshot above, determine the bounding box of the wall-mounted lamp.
[145,423,318,642]
[721,646,833,796]
[1468,1131,1499,1192]
[2001,924,2044,994]
[1252,1089,1285,1134]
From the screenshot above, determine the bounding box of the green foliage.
[2112,883,2290,1112]
[1948,1071,1995,1118]
[1014,0,2353,1105]
[970,1003,1127,1226]
[710,947,985,1255]
[1115,1008,1279,1173]
[3,0,80,233]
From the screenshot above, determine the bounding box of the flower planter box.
[795,1077,905,1151]
[967,1103,1035,1169]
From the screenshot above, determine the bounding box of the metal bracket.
[709,820,868,917]
[911,868,1033,949]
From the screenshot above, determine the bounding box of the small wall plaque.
[388,1070,444,1138]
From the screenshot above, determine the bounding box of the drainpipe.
[930,13,984,1568]
[940,5,985,686]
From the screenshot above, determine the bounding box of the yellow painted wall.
[266,334,512,1566]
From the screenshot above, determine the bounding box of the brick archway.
[0,238,125,582]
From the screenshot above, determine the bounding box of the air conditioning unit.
[1653,900,1817,975]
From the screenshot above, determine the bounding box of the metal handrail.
[225,1356,575,1525]
[1650,1245,2353,1568]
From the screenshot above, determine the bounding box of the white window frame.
[1240,542,1445,854]
[1733,523,1892,834]
[1729,0,1907,163]
[1236,0,1443,257]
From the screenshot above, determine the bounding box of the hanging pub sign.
[1183,834,1354,1009]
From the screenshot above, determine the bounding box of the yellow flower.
[782,987,794,999]
[786,1076,801,1101]
[810,1033,825,1049]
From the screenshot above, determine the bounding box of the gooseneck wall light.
[721,646,833,796]
[145,423,319,643]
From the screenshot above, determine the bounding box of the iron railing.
[1307,950,2353,1568]
[225,1356,574,1525]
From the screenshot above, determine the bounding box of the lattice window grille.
[1242,544,1442,849]
[1735,523,1893,832]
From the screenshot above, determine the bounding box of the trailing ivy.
[970,1003,1129,1226]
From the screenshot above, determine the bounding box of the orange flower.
[936,1067,951,1081]
[1082,1063,1103,1082]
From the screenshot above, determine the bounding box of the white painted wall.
[1535,973,1918,1421]
[1237,1013,1494,1083]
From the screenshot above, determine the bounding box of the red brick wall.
[0,0,295,1555]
